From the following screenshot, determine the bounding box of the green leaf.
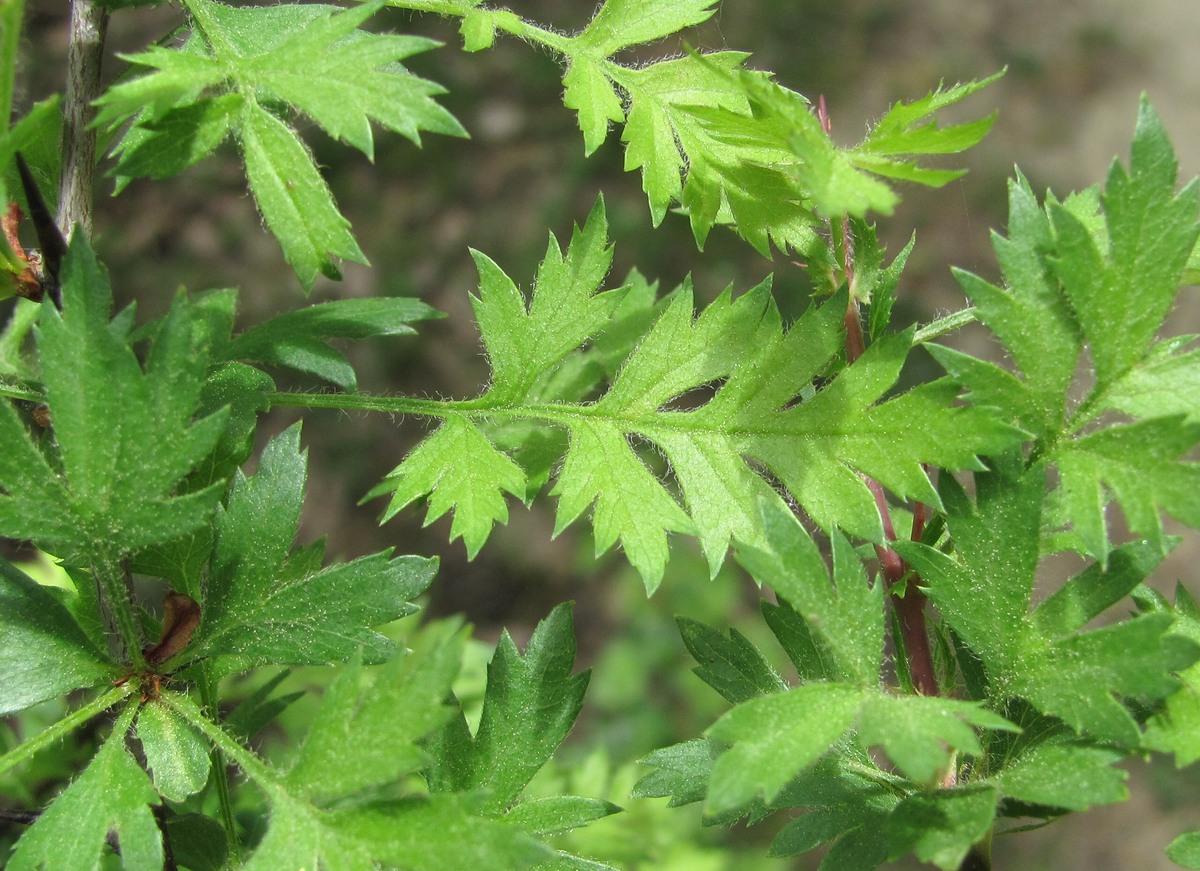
[618,51,760,228]
[241,102,367,289]
[1102,338,1200,424]
[884,785,997,871]
[473,197,625,403]
[192,423,436,670]
[136,700,210,801]
[1167,831,1200,869]
[375,416,528,558]
[857,695,1016,785]
[97,0,463,288]
[1049,98,1199,389]
[0,558,115,715]
[243,792,550,871]
[575,0,719,56]
[735,504,882,687]
[992,740,1127,812]
[562,59,625,156]
[1050,417,1200,562]
[427,603,589,812]
[227,297,442,390]
[705,683,862,812]
[503,795,621,836]
[108,93,242,191]
[377,200,1018,588]
[0,239,225,564]
[896,463,1184,746]
[241,3,465,158]
[944,173,1081,437]
[9,706,163,871]
[1139,584,1200,766]
[284,620,465,801]
[1032,539,1165,636]
[676,617,787,704]
[161,812,228,871]
[630,738,721,807]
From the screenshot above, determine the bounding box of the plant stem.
[59,0,108,238]
[198,667,241,862]
[0,683,134,778]
[93,547,146,670]
[818,95,940,698]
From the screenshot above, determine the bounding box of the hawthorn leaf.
[705,683,862,812]
[426,603,589,812]
[284,620,465,801]
[375,200,1018,588]
[575,0,719,56]
[1050,417,1200,563]
[631,738,721,808]
[375,416,528,558]
[1102,339,1200,424]
[8,706,162,871]
[161,812,228,871]
[0,238,225,564]
[1167,832,1200,869]
[241,2,466,158]
[472,197,624,403]
[852,74,1002,188]
[896,461,1042,672]
[1032,539,1165,636]
[1138,584,1200,766]
[735,504,883,687]
[136,700,210,801]
[884,785,998,871]
[227,297,442,390]
[241,102,367,289]
[897,463,1184,746]
[97,0,462,289]
[243,792,550,871]
[562,59,625,156]
[0,559,115,715]
[944,173,1081,437]
[191,423,436,670]
[108,93,242,191]
[992,740,1127,812]
[857,695,1016,785]
[1049,98,1199,389]
[619,53,752,224]
[676,617,788,704]
[502,795,621,836]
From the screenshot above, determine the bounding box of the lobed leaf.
[426,603,589,812]
[97,0,463,289]
[8,706,162,871]
[191,423,436,671]
[0,238,225,565]
[227,297,442,391]
[284,620,466,801]
[0,559,115,715]
[374,200,1018,589]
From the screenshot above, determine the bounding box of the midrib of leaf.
[265,391,884,441]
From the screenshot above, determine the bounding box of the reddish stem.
[819,95,939,698]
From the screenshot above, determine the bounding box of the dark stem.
[59,0,109,238]
[153,804,180,871]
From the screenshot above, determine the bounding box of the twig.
[59,0,109,239]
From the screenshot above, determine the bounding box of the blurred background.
[9,0,1200,868]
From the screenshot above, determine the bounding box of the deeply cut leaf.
[373,200,1018,589]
